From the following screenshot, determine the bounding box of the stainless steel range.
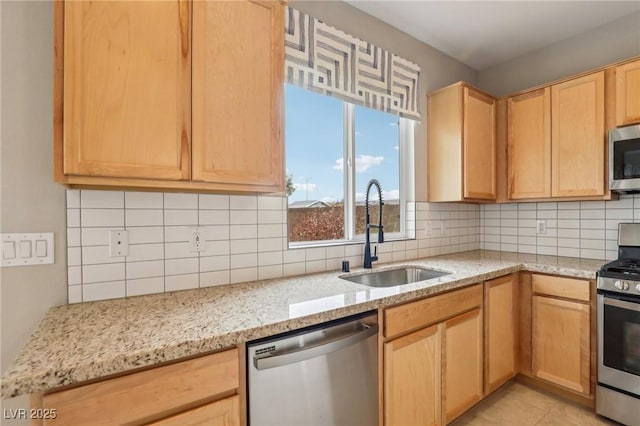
[596,223,640,426]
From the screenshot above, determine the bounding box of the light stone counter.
[1,250,605,399]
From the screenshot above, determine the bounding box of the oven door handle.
[604,296,640,312]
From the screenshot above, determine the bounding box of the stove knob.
[615,280,630,291]
[636,284,640,293]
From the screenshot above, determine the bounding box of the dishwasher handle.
[254,322,378,370]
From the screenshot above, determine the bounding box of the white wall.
[1,0,67,419]
[478,11,640,96]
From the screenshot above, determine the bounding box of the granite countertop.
[1,250,605,399]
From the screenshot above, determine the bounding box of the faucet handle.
[372,245,378,262]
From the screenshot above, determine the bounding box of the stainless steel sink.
[340,266,451,287]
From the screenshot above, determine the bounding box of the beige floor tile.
[451,381,617,426]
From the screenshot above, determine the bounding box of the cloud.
[321,196,338,203]
[293,182,317,192]
[355,188,400,202]
[388,121,398,127]
[333,155,384,173]
[394,145,399,151]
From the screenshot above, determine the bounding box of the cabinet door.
[384,325,441,426]
[192,0,284,191]
[150,396,240,426]
[443,308,483,424]
[63,1,191,180]
[463,88,496,200]
[507,88,551,199]
[616,59,640,126]
[551,72,605,197]
[485,275,516,394]
[532,295,590,394]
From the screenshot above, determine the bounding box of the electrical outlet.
[536,220,547,235]
[189,227,205,252]
[109,230,129,257]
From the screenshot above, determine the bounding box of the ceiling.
[345,1,640,70]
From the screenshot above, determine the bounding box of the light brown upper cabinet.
[551,72,605,197]
[55,0,285,193]
[61,1,191,181]
[192,0,284,189]
[428,83,496,202]
[508,88,551,199]
[506,71,605,200]
[615,59,640,126]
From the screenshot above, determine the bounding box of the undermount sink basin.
[340,266,451,287]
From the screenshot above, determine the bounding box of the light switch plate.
[1,233,54,267]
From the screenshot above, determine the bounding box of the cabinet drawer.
[384,284,482,339]
[150,395,240,426]
[532,274,590,302]
[42,349,239,426]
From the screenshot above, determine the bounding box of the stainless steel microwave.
[610,124,640,193]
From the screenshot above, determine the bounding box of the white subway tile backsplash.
[128,243,164,262]
[558,247,580,257]
[83,281,125,302]
[199,194,230,210]
[127,277,164,297]
[230,253,257,269]
[201,240,230,256]
[82,209,124,227]
[230,195,258,210]
[199,210,229,226]
[128,227,164,244]
[259,265,283,280]
[164,226,191,243]
[200,255,230,273]
[258,237,283,253]
[165,258,198,276]
[67,209,80,228]
[165,274,199,291]
[67,190,81,209]
[230,239,257,255]
[67,247,81,267]
[81,190,124,209]
[126,209,163,227]
[258,196,283,210]
[165,242,195,259]
[83,263,125,284]
[581,209,605,220]
[164,193,198,210]
[231,267,258,284]
[68,285,82,304]
[67,193,478,302]
[68,266,82,285]
[125,192,163,209]
[67,228,81,247]
[203,225,230,241]
[581,248,605,259]
[127,260,164,280]
[230,210,258,225]
[581,229,605,240]
[605,209,633,220]
[230,224,258,240]
[82,246,121,265]
[164,209,198,226]
[200,270,230,287]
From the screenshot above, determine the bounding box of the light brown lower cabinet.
[32,349,240,426]
[383,284,483,426]
[384,324,442,426]
[150,395,240,426]
[443,308,483,423]
[532,295,591,394]
[484,274,516,394]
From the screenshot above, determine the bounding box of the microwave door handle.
[603,296,640,312]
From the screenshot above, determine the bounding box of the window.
[286,84,414,245]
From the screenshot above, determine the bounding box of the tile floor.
[451,381,619,426]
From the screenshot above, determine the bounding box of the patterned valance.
[284,7,421,120]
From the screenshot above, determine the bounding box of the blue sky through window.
[285,84,400,204]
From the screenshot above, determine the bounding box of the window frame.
[286,89,415,248]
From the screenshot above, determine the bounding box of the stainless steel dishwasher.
[247,311,378,426]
